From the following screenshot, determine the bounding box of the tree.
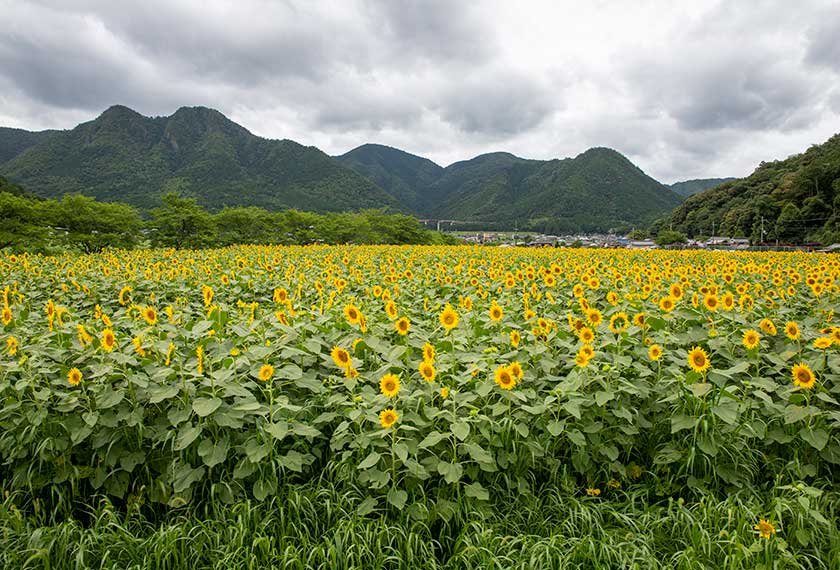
[655,229,687,246]
[57,194,142,252]
[150,193,216,249]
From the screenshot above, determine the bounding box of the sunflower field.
[2,245,840,568]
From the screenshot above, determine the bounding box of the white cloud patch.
[0,0,838,182]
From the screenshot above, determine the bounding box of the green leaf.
[264,421,288,440]
[291,423,321,438]
[253,478,276,501]
[175,424,201,451]
[387,487,408,510]
[689,383,713,398]
[784,405,811,424]
[547,420,565,436]
[671,414,697,433]
[712,400,738,425]
[149,384,180,404]
[464,443,494,465]
[437,461,463,484]
[96,385,124,409]
[393,442,409,463]
[358,451,381,470]
[800,428,829,451]
[356,496,378,516]
[451,421,470,441]
[595,391,614,406]
[464,482,490,501]
[419,431,445,448]
[192,397,222,417]
[197,437,229,468]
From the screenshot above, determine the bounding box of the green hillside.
[664,134,840,244]
[0,127,58,164]
[0,106,398,211]
[336,144,443,212]
[669,177,736,197]
[428,148,683,233]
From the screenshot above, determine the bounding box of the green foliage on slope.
[669,177,737,197]
[0,106,398,212]
[336,143,444,212]
[0,127,57,165]
[664,134,840,244]
[428,148,683,233]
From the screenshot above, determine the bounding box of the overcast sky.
[1,0,839,182]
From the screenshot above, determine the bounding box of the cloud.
[0,0,838,183]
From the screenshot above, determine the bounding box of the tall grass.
[3,475,838,569]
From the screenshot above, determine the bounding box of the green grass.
[3,473,839,569]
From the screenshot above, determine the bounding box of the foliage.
[669,178,737,198]
[1,245,839,566]
[655,229,688,245]
[665,134,840,244]
[0,127,56,165]
[0,106,398,212]
[336,144,444,213]
[0,191,142,252]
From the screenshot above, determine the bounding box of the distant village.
[459,232,840,252]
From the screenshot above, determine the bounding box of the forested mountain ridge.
[669,177,737,197]
[664,134,840,244]
[0,105,398,211]
[3,105,688,232]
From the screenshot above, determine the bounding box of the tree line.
[0,188,459,253]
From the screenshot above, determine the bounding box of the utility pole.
[760,216,765,244]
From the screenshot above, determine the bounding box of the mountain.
[431,148,682,232]
[336,144,443,213]
[0,127,58,165]
[340,146,682,232]
[0,105,397,211]
[669,178,737,197]
[664,134,840,244]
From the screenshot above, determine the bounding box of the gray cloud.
[0,0,838,183]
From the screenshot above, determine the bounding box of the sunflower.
[142,306,157,325]
[118,286,132,306]
[67,367,82,386]
[579,327,595,344]
[202,285,214,307]
[509,330,521,348]
[273,288,288,303]
[344,304,362,325]
[6,336,18,355]
[648,344,662,361]
[586,308,603,327]
[814,337,833,349]
[586,487,601,497]
[669,283,684,300]
[1,306,11,325]
[703,294,719,312]
[489,302,503,322]
[101,328,116,352]
[331,346,352,369]
[754,519,776,540]
[509,361,523,380]
[439,387,450,399]
[608,312,629,334]
[792,362,816,389]
[721,292,735,311]
[687,346,711,374]
[784,321,800,341]
[385,301,398,320]
[196,346,205,375]
[579,345,595,359]
[759,318,777,336]
[742,329,761,350]
[575,350,591,368]
[380,373,401,397]
[395,317,410,336]
[633,313,646,327]
[379,408,399,429]
[419,360,436,382]
[77,325,93,347]
[258,364,275,382]
[440,304,459,331]
[494,365,516,390]
[343,366,359,379]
